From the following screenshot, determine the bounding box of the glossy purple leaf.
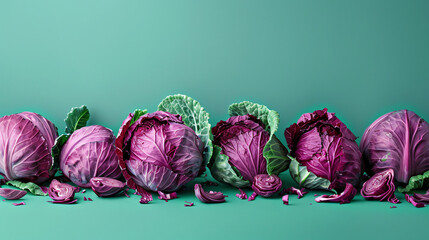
[315,183,357,204]
[405,194,425,208]
[360,110,429,185]
[0,188,27,200]
[194,184,227,203]
[236,189,248,199]
[90,177,126,197]
[48,179,75,202]
[361,169,400,204]
[251,174,282,197]
[117,111,204,193]
[60,125,121,188]
[0,113,58,184]
[285,109,362,191]
[184,201,194,207]
[282,195,289,205]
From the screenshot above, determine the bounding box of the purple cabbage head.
[285,108,362,192]
[0,112,58,184]
[60,125,121,187]
[212,115,270,183]
[116,111,204,193]
[360,110,429,191]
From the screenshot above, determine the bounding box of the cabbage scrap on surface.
[360,110,429,193]
[209,101,290,188]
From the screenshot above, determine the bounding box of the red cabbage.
[0,112,58,184]
[90,177,126,197]
[117,111,204,194]
[0,188,27,200]
[194,184,227,203]
[360,110,429,192]
[251,174,282,197]
[361,169,400,204]
[209,102,290,188]
[60,125,121,187]
[285,109,362,192]
[315,183,357,204]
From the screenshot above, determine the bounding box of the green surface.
[1,0,429,239]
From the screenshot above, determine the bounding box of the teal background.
[1,1,428,239]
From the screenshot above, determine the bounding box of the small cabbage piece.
[413,190,429,203]
[0,112,58,184]
[283,187,308,199]
[285,108,362,192]
[158,191,178,201]
[90,177,125,197]
[60,125,121,187]
[48,179,75,203]
[314,183,357,204]
[117,111,204,193]
[209,101,290,188]
[0,188,27,200]
[194,184,227,203]
[282,195,289,205]
[361,169,400,204]
[251,174,282,197]
[360,110,429,192]
[405,194,425,208]
[236,189,247,199]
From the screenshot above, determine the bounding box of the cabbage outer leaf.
[209,145,250,188]
[289,157,331,191]
[228,101,290,175]
[158,94,212,166]
[398,170,429,193]
[130,109,148,126]
[65,105,90,134]
[6,180,47,196]
[51,134,70,170]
